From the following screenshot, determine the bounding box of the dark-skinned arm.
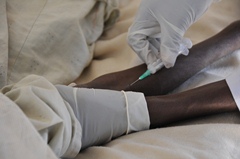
[146,80,238,128]
[76,20,240,96]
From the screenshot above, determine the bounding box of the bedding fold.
[0,93,58,159]
[1,75,82,158]
[2,0,119,88]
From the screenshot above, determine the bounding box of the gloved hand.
[128,0,220,73]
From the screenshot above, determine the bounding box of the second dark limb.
[146,80,238,128]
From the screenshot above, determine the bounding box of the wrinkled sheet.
[1,75,82,158]
[0,0,119,88]
[0,93,58,159]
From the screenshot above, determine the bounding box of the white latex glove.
[128,0,220,73]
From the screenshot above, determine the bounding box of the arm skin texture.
[76,20,240,96]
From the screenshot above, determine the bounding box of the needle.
[130,70,152,86]
[130,62,164,86]
[130,79,140,86]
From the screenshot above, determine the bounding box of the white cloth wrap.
[56,86,150,150]
[0,93,58,159]
[1,75,82,158]
[226,71,240,111]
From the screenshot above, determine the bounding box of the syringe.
[130,59,165,86]
[129,37,193,86]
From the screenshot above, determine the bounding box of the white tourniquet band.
[226,72,240,111]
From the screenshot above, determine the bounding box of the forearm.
[126,21,240,95]
[147,80,238,128]
[76,21,240,95]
